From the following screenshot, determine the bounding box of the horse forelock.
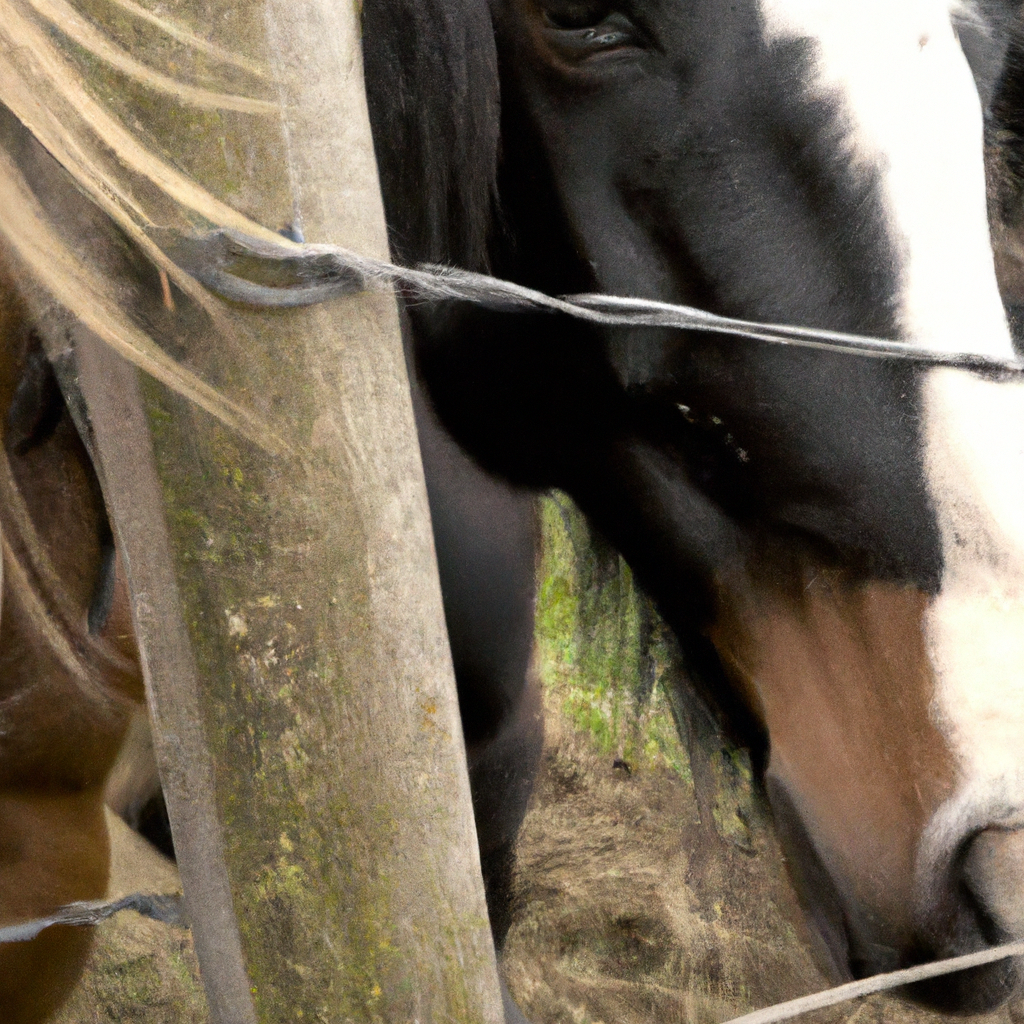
[361,0,499,269]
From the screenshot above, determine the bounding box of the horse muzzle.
[775,780,1024,1013]
[907,802,1024,1011]
[911,824,1024,1010]
[962,824,1024,941]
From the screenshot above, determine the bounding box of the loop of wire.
[0,892,185,944]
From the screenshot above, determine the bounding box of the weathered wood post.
[0,0,505,1020]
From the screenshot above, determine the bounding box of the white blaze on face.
[758,0,1010,358]
[760,3,1024,848]
[924,373,1024,824]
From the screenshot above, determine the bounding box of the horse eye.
[541,5,639,53]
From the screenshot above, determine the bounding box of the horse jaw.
[709,571,958,969]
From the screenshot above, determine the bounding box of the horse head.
[367,0,1024,1012]
[493,0,1024,1008]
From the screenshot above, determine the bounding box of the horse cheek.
[0,276,143,1020]
[0,575,130,1022]
[708,569,957,956]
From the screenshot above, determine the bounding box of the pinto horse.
[361,0,1024,1014]
[2,0,1024,1020]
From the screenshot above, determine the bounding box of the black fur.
[361,0,499,269]
[991,12,1024,220]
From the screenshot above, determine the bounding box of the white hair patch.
[758,0,1012,359]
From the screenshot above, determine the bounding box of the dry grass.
[503,698,1020,1024]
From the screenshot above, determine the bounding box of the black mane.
[361,0,499,270]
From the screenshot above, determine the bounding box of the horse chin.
[831,893,1023,1015]
[850,837,1024,1014]
[899,959,1023,1016]
[770,774,1024,1013]
[845,926,1023,1014]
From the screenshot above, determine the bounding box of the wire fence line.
[159,226,1024,376]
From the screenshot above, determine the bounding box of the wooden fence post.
[0,0,506,1020]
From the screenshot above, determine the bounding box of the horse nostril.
[962,826,1024,940]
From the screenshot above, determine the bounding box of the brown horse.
[0,255,143,1022]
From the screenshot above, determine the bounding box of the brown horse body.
[0,268,142,1022]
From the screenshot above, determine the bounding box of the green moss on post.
[535,492,691,778]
